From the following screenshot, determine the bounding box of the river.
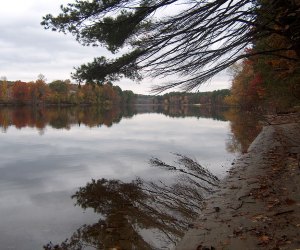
[0,105,251,249]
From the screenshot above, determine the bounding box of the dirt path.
[176,114,300,250]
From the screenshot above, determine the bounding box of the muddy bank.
[176,113,300,250]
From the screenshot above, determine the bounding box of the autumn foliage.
[12,81,31,104]
[0,78,135,107]
[225,43,300,111]
[224,58,266,109]
[224,0,300,111]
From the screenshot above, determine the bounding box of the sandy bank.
[176,113,300,250]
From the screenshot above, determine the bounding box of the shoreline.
[176,113,300,250]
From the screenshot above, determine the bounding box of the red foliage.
[12,81,30,104]
[248,73,265,98]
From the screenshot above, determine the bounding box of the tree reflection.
[0,107,10,132]
[0,106,134,132]
[44,155,219,250]
[224,109,263,154]
[135,105,227,121]
[0,105,230,133]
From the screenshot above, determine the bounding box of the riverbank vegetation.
[0,76,135,106]
[221,1,300,111]
[0,76,232,108]
[156,89,230,106]
[224,42,300,111]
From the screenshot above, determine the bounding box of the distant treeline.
[136,89,230,106]
[0,78,135,106]
[0,76,231,108]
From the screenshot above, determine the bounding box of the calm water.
[0,106,240,249]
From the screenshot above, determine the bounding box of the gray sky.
[0,0,231,94]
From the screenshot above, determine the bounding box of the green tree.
[42,0,300,92]
[48,80,69,104]
[121,90,136,104]
[49,80,69,95]
[0,76,8,103]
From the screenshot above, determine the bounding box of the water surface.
[0,106,238,249]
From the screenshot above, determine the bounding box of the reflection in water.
[224,109,264,154]
[0,105,263,155]
[0,105,263,249]
[44,154,219,250]
[135,105,228,121]
[0,106,131,133]
[0,105,242,250]
[0,105,227,133]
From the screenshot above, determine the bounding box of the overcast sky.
[0,0,231,94]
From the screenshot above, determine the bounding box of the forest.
[0,77,135,106]
[224,45,300,111]
[0,75,232,108]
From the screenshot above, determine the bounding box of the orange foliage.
[227,58,266,109]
